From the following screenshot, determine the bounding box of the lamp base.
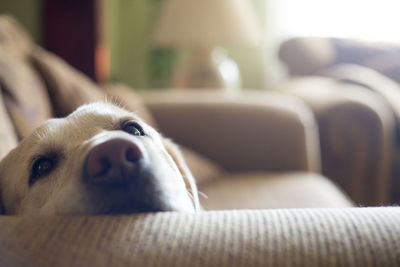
[173,47,241,91]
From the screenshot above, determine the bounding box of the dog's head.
[0,102,199,215]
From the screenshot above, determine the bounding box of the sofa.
[280,37,400,205]
[0,16,399,266]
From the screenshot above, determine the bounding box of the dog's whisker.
[104,95,128,111]
[186,191,194,201]
[198,191,208,199]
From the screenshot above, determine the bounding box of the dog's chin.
[81,193,168,215]
[83,176,174,215]
[87,186,192,215]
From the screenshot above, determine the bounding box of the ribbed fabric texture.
[0,208,399,267]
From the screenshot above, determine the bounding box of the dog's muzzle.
[81,135,191,214]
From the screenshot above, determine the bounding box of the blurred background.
[1,0,400,91]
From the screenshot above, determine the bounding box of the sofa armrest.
[318,63,400,127]
[141,90,320,173]
[0,208,399,266]
[282,77,396,205]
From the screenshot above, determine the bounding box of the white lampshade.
[152,0,263,47]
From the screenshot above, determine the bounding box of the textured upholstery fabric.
[142,90,321,173]
[0,208,399,267]
[200,172,353,210]
[282,78,396,205]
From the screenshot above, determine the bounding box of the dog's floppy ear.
[162,138,200,211]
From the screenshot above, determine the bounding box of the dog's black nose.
[84,138,143,185]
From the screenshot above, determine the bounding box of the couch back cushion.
[0,16,32,58]
[178,146,224,186]
[0,87,18,159]
[0,16,54,139]
[0,50,54,139]
[31,47,105,117]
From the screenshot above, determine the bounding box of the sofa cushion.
[31,47,105,117]
[279,37,335,76]
[0,208,399,267]
[0,16,32,58]
[200,172,353,210]
[0,49,53,139]
[0,16,54,139]
[318,63,400,126]
[280,37,400,84]
[178,146,224,186]
[0,88,18,159]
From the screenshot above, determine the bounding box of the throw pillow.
[0,49,53,139]
[31,47,105,117]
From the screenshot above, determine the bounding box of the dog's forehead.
[71,102,132,117]
[30,103,141,144]
[69,102,136,122]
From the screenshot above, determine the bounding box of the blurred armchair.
[279,37,400,205]
[140,90,353,209]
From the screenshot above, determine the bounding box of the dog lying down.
[0,102,200,215]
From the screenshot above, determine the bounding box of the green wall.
[109,0,159,89]
[227,0,268,90]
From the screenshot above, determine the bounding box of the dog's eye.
[30,157,56,185]
[122,122,145,136]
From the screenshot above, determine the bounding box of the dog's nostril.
[126,146,142,162]
[87,157,112,178]
[97,158,111,176]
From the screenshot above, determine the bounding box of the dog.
[0,102,200,215]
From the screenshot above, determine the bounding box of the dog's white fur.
[0,102,199,215]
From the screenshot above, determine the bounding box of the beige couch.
[0,16,399,266]
[280,37,400,206]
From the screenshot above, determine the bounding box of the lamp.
[152,0,262,90]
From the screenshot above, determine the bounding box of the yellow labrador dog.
[0,102,199,215]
